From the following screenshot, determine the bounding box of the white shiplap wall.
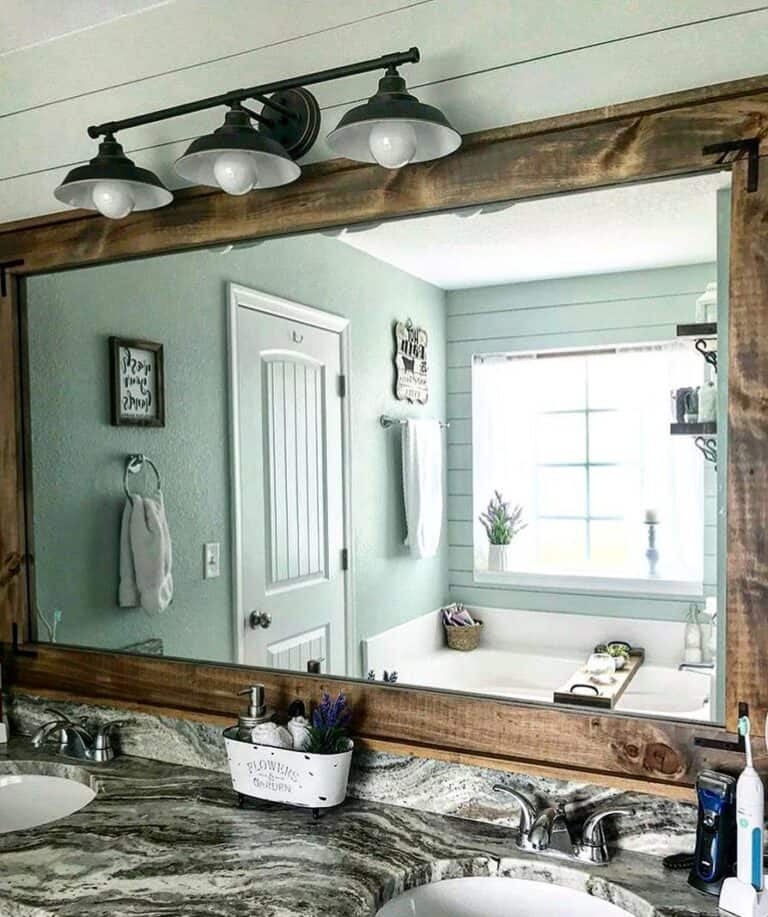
[1,0,767,223]
[445,263,718,621]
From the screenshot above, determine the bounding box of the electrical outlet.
[204,542,220,579]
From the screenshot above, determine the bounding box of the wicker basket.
[444,620,483,651]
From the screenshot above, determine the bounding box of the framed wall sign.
[393,319,428,404]
[109,337,165,427]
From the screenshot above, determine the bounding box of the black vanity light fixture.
[54,47,460,220]
[53,135,173,218]
[326,66,460,167]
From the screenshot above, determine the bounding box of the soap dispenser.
[236,684,274,740]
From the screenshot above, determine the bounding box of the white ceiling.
[337,173,730,289]
[0,1,171,55]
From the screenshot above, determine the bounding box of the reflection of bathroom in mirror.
[24,171,730,723]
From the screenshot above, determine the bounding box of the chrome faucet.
[31,708,124,763]
[494,784,635,865]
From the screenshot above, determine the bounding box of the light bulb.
[368,121,418,169]
[213,151,258,195]
[92,181,135,219]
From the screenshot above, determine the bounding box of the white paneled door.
[229,285,349,674]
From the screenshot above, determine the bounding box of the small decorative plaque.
[393,319,428,404]
[109,336,165,427]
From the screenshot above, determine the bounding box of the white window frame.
[471,345,705,599]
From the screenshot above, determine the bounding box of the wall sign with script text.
[109,337,165,427]
[393,319,428,404]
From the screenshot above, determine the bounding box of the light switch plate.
[204,542,220,579]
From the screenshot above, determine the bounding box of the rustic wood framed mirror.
[2,73,767,799]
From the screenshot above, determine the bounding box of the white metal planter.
[223,727,353,815]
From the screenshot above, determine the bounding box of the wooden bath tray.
[553,647,645,710]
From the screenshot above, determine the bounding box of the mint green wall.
[26,235,447,670]
[445,262,719,622]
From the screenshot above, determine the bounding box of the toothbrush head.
[739,715,751,738]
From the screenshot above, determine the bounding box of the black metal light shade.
[174,109,300,193]
[326,68,461,168]
[54,137,172,217]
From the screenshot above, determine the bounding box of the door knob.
[249,610,272,630]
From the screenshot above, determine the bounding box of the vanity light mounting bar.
[87,47,421,139]
[702,137,760,193]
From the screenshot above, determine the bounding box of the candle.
[644,509,658,524]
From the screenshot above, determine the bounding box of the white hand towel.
[129,493,173,614]
[402,419,444,558]
[118,498,139,608]
[251,722,293,749]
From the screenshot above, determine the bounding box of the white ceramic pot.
[488,543,512,572]
[224,728,353,810]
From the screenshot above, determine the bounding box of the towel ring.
[123,454,162,498]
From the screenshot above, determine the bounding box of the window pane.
[537,413,586,463]
[537,519,587,567]
[538,466,587,517]
[589,520,630,568]
[586,354,623,409]
[589,465,633,517]
[588,411,629,463]
[536,356,586,412]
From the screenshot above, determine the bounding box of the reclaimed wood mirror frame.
[2,74,767,799]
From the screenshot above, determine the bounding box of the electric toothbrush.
[736,716,765,892]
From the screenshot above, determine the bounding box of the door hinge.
[338,373,346,398]
[341,547,349,571]
[702,138,760,193]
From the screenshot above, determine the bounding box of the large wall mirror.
[22,170,731,726]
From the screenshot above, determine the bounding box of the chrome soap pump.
[236,684,274,740]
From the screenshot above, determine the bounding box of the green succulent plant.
[479,491,526,545]
[607,644,630,660]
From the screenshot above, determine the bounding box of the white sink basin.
[0,773,96,834]
[377,877,634,917]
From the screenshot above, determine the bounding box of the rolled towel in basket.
[250,722,293,748]
[288,716,311,750]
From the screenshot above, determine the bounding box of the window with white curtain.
[472,343,704,594]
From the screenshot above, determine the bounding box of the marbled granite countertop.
[0,740,718,917]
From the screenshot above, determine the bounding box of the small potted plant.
[479,491,526,572]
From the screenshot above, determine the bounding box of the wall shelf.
[670,422,717,436]
[676,322,717,338]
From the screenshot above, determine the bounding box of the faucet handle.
[91,720,124,762]
[582,805,637,842]
[94,720,124,747]
[578,805,637,864]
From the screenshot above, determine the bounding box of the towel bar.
[123,454,162,497]
[379,415,449,429]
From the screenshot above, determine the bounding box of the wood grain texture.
[0,275,27,643]
[726,158,768,733]
[1,76,768,275]
[3,643,763,794]
[7,683,696,801]
[3,73,768,793]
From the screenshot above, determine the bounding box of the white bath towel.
[118,498,139,608]
[402,419,444,558]
[119,493,173,614]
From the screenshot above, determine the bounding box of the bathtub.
[363,608,714,722]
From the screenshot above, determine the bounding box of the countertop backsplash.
[7,691,697,857]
